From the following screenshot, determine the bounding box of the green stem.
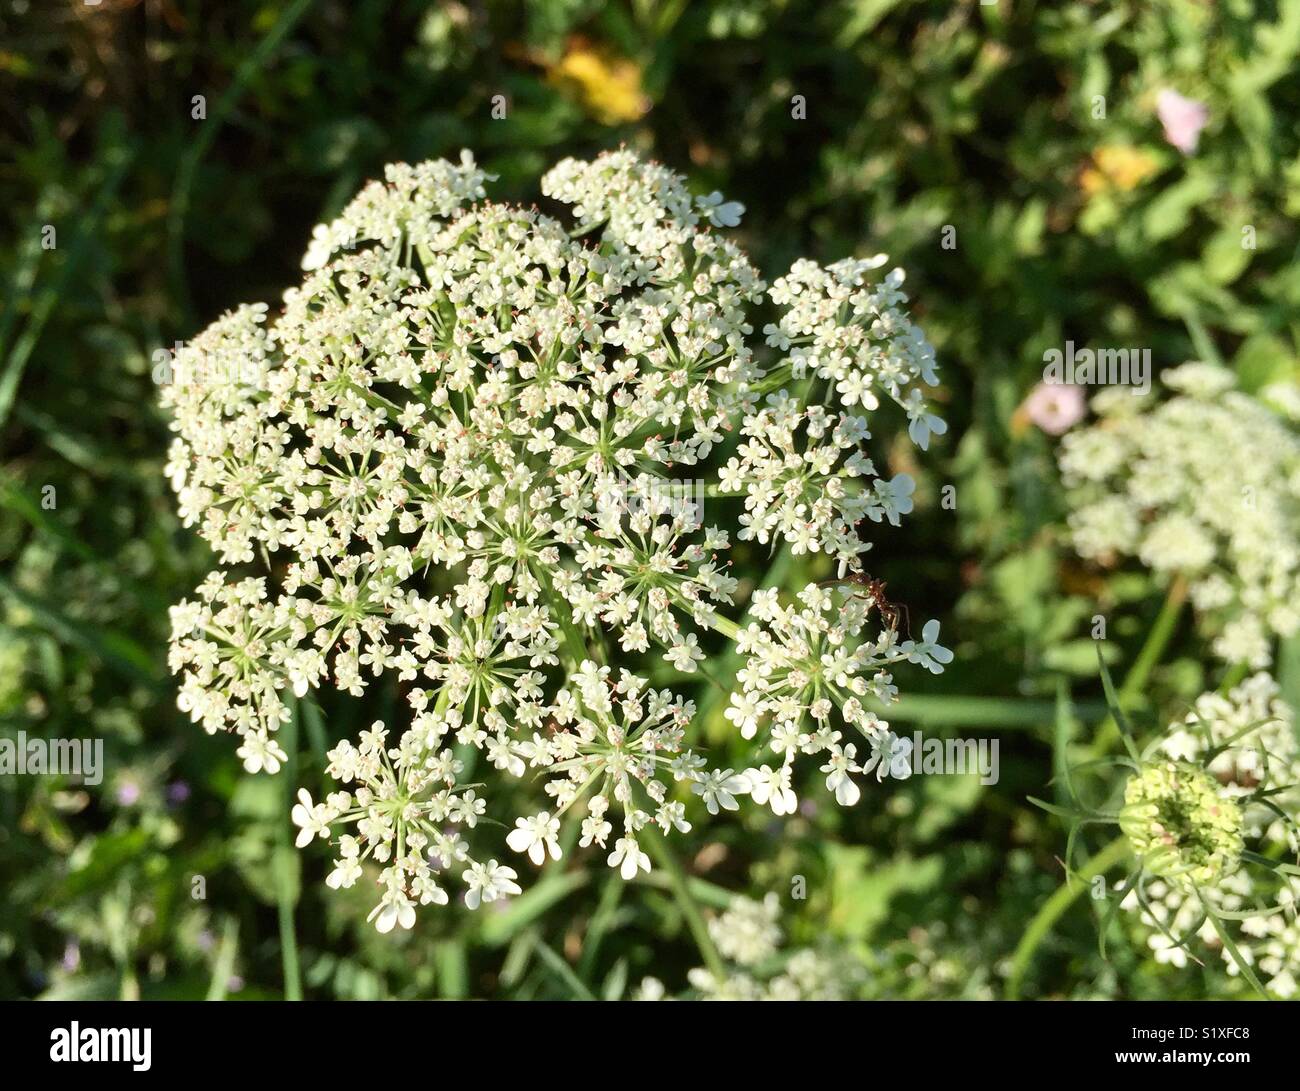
[1007,834,1130,999]
[119,963,139,1002]
[205,918,240,1002]
[277,877,303,1001]
[708,613,743,641]
[1088,575,1187,757]
[1218,661,1249,694]
[539,570,597,667]
[278,701,303,1001]
[645,829,726,979]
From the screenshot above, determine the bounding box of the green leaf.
[1234,332,1298,394]
[836,0,906,45]
[1096,645,1141,765]
[1143,174,1215,243]
[532,937,596,1000]
[1199,891,1269,998]
[479,871,589,946]
[1201,226,1254,287]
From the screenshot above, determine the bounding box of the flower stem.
[1006,834,1130,999]
[1087,574,1186,757]
[279,700,303,1001]
[708,613,743,641]
[277,863,303,1001]
[1218,660,1249,693]
[645,829,727,979]
[205,917,240,1001]
[540,571,599,667]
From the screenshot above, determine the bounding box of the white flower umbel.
[730,583,949,813]
[164,150,947,929]
[764,257,944,447]
[638,893,862,1000]
[1060,363,1300,668]
[1118,674,1300,997]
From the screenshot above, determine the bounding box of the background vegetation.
[2,0,1298,999]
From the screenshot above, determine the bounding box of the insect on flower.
[819,571,911,638]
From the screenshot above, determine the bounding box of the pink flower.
[1156,89,1209,155]
[1023,382,1086,436]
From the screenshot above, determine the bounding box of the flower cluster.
[722,397,917,571]
[1117,674,1300,997]
[637,893,861,1000]
[1120,761,1243,887]
[1059,363,1300,667]
[726,584,951,812]
[162,150,948,928]
[764,257,944,448]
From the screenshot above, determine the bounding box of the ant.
[817,571,911,639]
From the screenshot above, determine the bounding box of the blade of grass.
[887,693,1107,728]
[436,939,470,999]
[1007,834,1129,998]
[1097,645,1142,765]
[1183,311,1226,368]
[0,193,47,362]
[1053,679,1078,807]
[638,868,737,909]
[532,937,597,1000]
[577,873,626,980]
[166,0,318,320]
[1198,890,1269,998]
[1088,575,1187,757]
[0,574,159,685]
[478,870,589,946]
[300,699,328,765]
[645,828,726,979]
[1,148,134,434]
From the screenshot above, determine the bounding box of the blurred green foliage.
[1,0,1298,999]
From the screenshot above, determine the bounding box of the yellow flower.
[550,44,650,125]
[1079,145,1159,196]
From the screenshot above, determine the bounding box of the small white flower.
[820,746,862,806]
[368,890,416,934]
[608,836,652,880]
[463,859,521,909]
[693,769,751,814]
[506,812,562,866]
[696,191,745,227]
[746,764,797,816]
[290,788,331,848]
[901,619,954,674]
[237,734,288,776]
[860,729,911,782]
